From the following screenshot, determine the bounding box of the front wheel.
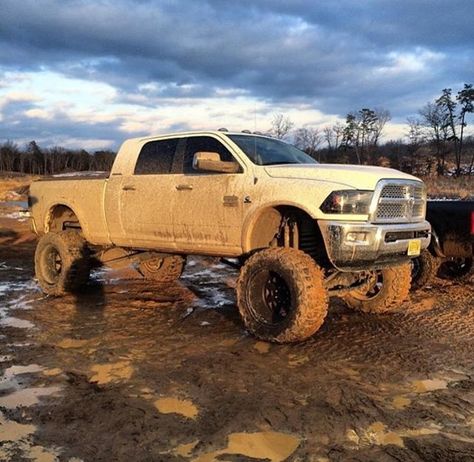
[411,250,439,290]
[35,231,91,296]
[342,263,411,313]
[236,248,328,343]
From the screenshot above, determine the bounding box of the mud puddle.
[192,431,300,462]
[155,397,199,419]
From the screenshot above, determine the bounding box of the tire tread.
[237,247,328,343]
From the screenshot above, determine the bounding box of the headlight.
[320,190,373,214]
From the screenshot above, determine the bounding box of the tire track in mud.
[0,248,473,461]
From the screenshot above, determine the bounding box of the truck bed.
[36,172,109,181]
[29,175,110,245]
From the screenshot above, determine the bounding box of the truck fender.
[45,202,91,240]
[241,201,317,253]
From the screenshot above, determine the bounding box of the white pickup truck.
[29,131,431,342]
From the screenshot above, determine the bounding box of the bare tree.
[406,117,426,174]
[294,127,323,160]
[324,123,344,154]
[270,113,294,140]
[419,102,449,175]
[372,108,391,147]
[436,88,461,175]
[457,84,474,175]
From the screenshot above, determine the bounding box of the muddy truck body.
[29,131,431,342]
[411,200,474,289]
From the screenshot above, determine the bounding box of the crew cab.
[29,131,431,342]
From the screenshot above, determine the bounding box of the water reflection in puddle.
[155,397,199,420]
[0,410,36,442]
[0,363,63,461]
[0,386,62,408]
[0,363,62,408]
[191,431,300,462]
[0,364,44,390]
[412,378,448,393]
[89,361,133,384]
[0,316,35,328]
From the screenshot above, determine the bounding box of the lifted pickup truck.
[411,200,474,289]
[29,131,431,342]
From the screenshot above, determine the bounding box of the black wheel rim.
[352,271,383,300]
[247,269,293,326]
[43,244,63,284]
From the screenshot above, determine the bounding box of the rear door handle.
[176,184,193,191]
[122,185,136,191]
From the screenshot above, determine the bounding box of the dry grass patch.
[0,175,38,201]
[421,176,474,200]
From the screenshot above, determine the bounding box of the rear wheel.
[343,263,411,313]
[138,255,186,283]
[411,250,439,290]
[35,231,91,296]
[237,248,328,343]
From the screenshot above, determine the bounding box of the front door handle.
[176,184,193,191]
[122,185,136,191]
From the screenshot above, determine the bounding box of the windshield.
[227,134,318,166]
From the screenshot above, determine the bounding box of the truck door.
[172,135,247,254]
[113,138,181,249]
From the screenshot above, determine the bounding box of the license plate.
[407,239,421,256]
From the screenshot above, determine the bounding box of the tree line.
[0,140,116,175]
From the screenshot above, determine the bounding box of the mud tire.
[35,231,91,296]
[237,248,328,343]
[138,255,186,283]
[411,250,440,290]
[343,263,411,314]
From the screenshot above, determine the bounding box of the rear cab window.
[134,138,179,175]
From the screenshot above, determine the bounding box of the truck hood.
[264,164,420,189]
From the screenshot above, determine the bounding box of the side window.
[180,136,240,174]
[134,139,178,175]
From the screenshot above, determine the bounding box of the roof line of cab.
[127,130,272,144]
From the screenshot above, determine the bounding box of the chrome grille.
[373,181,426,223]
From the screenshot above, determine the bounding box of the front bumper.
[318,219,431,271]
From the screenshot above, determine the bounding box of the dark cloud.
[0,99,138,150]
[0,0,473,145]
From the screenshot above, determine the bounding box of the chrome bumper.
[318,220,431,272]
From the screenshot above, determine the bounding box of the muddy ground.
[0,203,473,462]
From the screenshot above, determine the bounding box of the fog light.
[346,232,368,243]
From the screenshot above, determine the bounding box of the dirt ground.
[0,201,473,462]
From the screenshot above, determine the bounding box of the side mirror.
[193,152,240,174]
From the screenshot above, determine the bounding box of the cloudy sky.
[1,0,472,150]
